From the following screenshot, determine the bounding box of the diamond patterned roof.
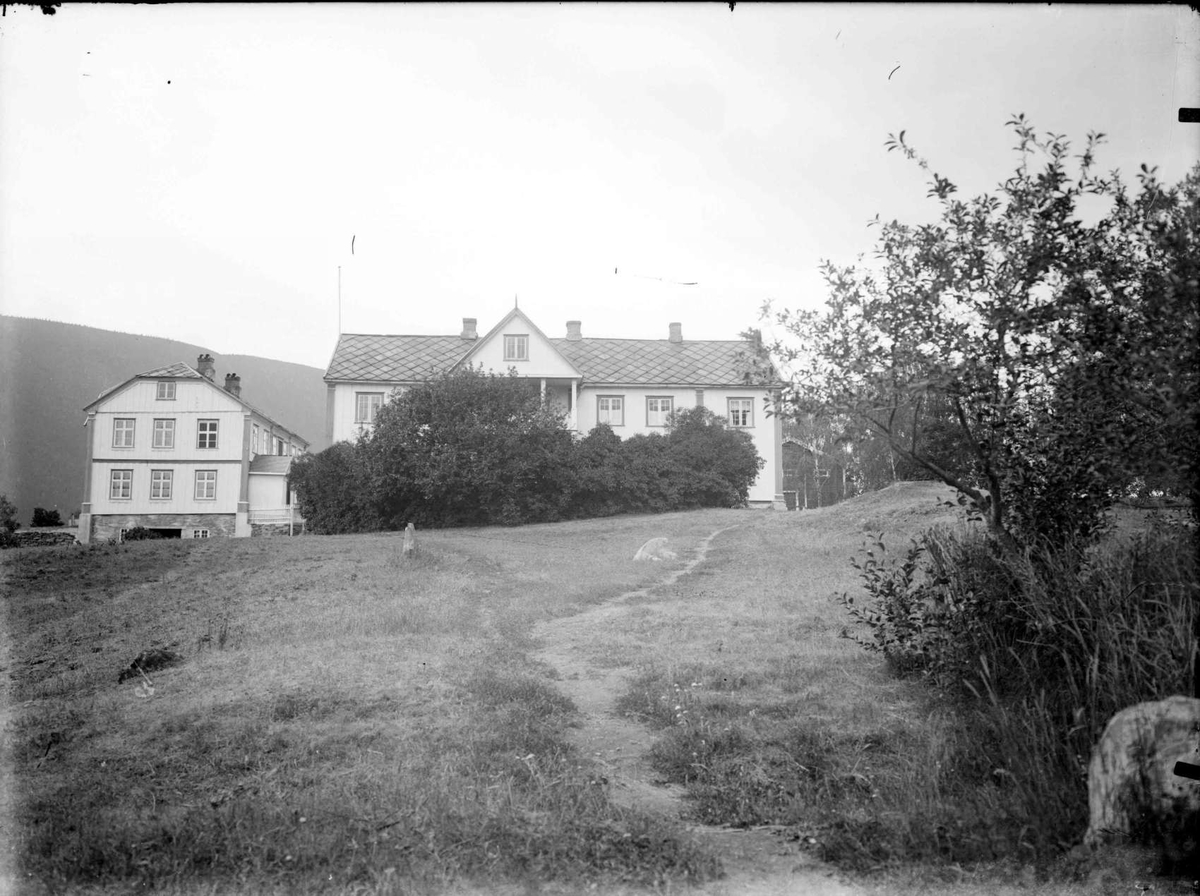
[137,362,204,379]
[325,331,769,387]
[325,333,474,382]
[550,338,761,386]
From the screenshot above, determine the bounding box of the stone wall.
[9,529,79,548]
[250,522,306,537]
[89,513,238,542]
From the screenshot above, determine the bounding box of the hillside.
[0,316,330,524]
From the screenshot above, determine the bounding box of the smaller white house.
[78,354,309,543]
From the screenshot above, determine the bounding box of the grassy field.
[2,485,1192,895]
[2,512,739,895]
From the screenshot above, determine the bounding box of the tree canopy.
[760,116,1199,549]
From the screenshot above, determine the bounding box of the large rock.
[1084,695,1200,853]
[634,537,677,562]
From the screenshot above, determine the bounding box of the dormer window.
[504,335,529,362]
[156,381,176,400]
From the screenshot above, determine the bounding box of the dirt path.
[531,523,864,896]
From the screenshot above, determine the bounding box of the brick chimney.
[566,320,582,341]
[461,317,478,340]
[197,353,215,380]
[668,322,683,344]
[224,373,241,397]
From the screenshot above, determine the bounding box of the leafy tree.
[761,116,1199,549]
[31,507,63,527]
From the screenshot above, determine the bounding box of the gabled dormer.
[457,307,581,380]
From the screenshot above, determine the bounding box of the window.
[252,424,260,455]
[113,418,135,448]
[503,334,529,361]
[195,470,217,500]
[695,389,705,407]
[355,392,384,424]
[274,437,285,455]
[197,419,218,449]
[646,397,674,427]
[597,396,624,426]
[192,529,209,539]
[150,469,173,500]
[110,469,132,500]
[728,398,754,428]
[156,381,176,400]
[152,418,175,449]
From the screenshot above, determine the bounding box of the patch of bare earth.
[532,524,863,896]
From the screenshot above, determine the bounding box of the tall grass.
[840,519,1197,866]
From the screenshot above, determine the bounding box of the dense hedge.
[290,368,764,532]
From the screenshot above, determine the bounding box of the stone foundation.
[89,513,238,542]
[250,522,306,537]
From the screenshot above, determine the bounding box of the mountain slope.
[0,316,330,525]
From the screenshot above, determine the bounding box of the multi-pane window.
[153,418,175,449]
[150,469,173,500]
[195,470,217,500]
[192,529,209,539]
[597,396,624,426]
[113,418,135,448]
[646,397,674,427]
[728,398,754,428]
[156,381,176,400]
[355,392,384,424]
[503,334,529,361]
[197,420,218,449]
[110,469,132,500]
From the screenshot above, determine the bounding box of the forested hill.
[0,316,330,526]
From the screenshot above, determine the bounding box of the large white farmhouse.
[323,308,785,507]
[78,354,309,543]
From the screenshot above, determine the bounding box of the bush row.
[290,368,765,532]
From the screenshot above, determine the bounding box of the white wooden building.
[323,308,785,507]
[78,354,309,543]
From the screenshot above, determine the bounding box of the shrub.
[841,521,1197,860]
[122,526,166,541]
[293,372,766,533]
[31,508,63,528]
[289,440,380,534]
[665,407,764,508]
[366,368,576,528]
[0,494,17,548]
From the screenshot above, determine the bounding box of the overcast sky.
[1,4,1196,369]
